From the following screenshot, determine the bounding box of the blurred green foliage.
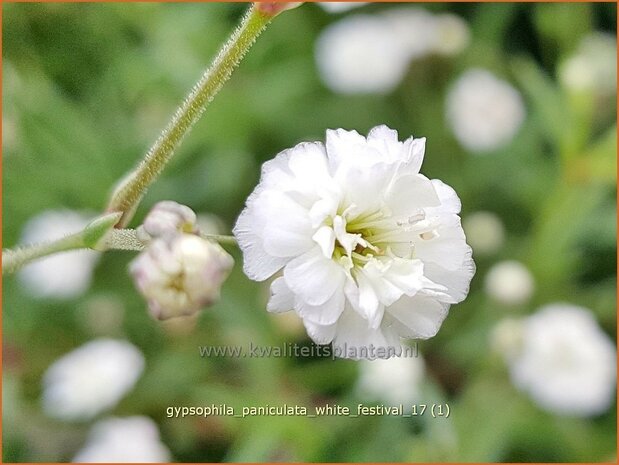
[3,3,616,462]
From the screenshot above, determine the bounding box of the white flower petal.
[234,125,474,358]
[355,271,384,328]
[303,319,337,345]
[233,201,288,282]
[387,295,450,339]
[360,260,404,307]
[260,191,314,258]
[427,179,461,215]
[325,128,367,168]
[295,287,345,326]
[267,277,295,313]
[381,257,426,297]
[312,225,336,258]
[332,309,402,360]
[400,136,426,175]
[422,257,475,304]
[284,247,346,306]
[385,174,441,218]
[413,215,471,271]
[367,125,403,162]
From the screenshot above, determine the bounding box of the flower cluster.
[130,201,234,320]
[234,125,475,359]
[559,32,617,96]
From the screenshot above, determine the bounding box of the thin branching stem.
[106,5,273,227]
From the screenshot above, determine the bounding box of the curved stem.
[2,228,238,275]
[106,5,274,227]
[2,233,86,275]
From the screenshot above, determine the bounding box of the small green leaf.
[82,211,122,250]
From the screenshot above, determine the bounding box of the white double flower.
[234,125,475,358]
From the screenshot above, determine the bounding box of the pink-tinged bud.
[129,234,234,320]
[254,2,303,17]
[138,201,197,242]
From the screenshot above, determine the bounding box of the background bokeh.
[3,2,617,462]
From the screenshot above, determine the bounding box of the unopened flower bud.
[255,2,303,17]
[137,201,198,242]
[130,234,234,320]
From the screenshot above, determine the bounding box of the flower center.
[320,205,437,271]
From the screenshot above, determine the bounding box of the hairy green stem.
[104,229,237,250]
[106,5,273,227]
[2,233,86,275]
[2,227,238,275]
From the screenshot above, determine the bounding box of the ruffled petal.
[312,225,336,258]
[259,190,314,258]
[385,173,440,218]
[284,247,346,306]
[421,255,476,304]
[387,294,450,339]
[413,215,471,271]
[426,179,461,215]
[267,277,295,313]
[233,199,288,282]
[295,286,345,326]
[303,319,337,345]
[325,128,367,170]
[332,309,402,360]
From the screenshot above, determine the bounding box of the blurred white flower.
[357,354,425,405]
[381,8,438,60]
[433,13,471,56]
[42,339,144,421]
[506,304,616,417]
[315,15,410,94]
[559,32,617,95]
[130,234,234,320]
[18,210,100,299]
[315,9,470,95]
[446,69,525,152]
[318,2,368,13]
[234,125,475,359]
[484,260,534,305]
[382,8,470,60]
[73,416,171,463]
[463,211,505,256]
